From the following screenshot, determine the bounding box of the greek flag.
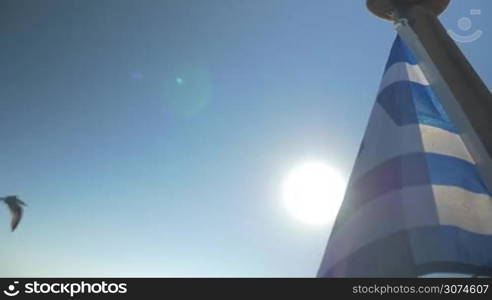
[317,37,492,277]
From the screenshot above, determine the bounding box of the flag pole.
[367,0,492,191]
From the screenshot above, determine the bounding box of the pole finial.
[367,0,450,21]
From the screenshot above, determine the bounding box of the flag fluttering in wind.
[317,37,492,277]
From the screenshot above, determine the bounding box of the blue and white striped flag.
[317,37,492,277]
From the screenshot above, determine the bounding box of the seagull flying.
[1,195,27,231]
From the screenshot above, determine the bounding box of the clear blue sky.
[0,0,490,277]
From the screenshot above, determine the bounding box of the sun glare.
[283,161,347,225]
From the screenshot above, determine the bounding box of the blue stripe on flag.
[377,81,458,133]
[319,226,492,277]
[410,226,492,269]
[346,153,489,213]
[426,153,490,195]
[348,153,430,210]
[385,36,418,71]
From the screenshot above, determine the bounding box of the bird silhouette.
[1,196,27,231]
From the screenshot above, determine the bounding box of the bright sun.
[283,161,347,225]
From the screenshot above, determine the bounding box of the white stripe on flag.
[351,104,473,180]
[434,185,492,235]
[379,62,429,93]
[420,125,473,161]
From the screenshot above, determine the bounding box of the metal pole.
[367,0,492,191]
